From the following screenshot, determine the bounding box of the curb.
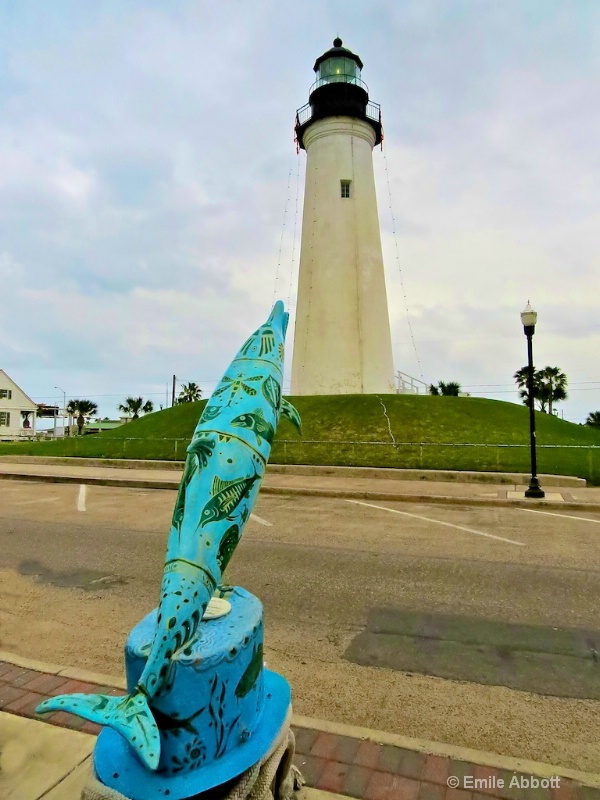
[0,649,127,690]
[0,455,586,488]
[0,455,184,472]
[2,470,600,511]
[0,471,178,490]
[2,650,600,789]
[261,486,600,512]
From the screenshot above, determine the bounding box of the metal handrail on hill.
[17,437,600,448]
[11,438,599,481]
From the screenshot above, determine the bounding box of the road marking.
[345,500,525,546]
[250,513,272,527]
[77,485,87,512]
[515,508,600,524]
[13,497,60,506]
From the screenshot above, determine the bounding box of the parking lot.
[2,479,600,771]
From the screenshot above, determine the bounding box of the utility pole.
[172,375,176,408]
[55,386,66,437]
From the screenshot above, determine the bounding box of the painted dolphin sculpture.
[37,301,300,771]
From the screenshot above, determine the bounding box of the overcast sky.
[2,0,599,427]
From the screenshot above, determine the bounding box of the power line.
[272,165,294,306]
[461,382,600,388]
[287,156,301,307]
[383,147,423,380]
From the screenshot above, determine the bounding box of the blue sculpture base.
[125,588,268,775]
[94,670,291,800]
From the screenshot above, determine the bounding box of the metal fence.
[10,437,599,481]
[270,441,600,480]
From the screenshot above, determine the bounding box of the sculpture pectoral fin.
[281,398,302,434]
[36,691,161,771]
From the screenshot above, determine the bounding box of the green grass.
[2,395,600,482]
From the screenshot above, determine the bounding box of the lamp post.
[55,386,66,437]
[520,302,545,499]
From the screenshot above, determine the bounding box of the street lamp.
[520,302,544,499]
[55,386,66,437]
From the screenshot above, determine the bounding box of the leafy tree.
[178,382,202,403]
[69,399,99,435]
[429,381,461,396]
[514,366,567,414]
[586,411,600,429]
[118,396,154,421]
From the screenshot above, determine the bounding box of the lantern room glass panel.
[318,57,361,85]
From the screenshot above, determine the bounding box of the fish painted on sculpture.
[36,301,301,771]
[234,643,264,699]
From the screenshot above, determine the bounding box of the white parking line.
[345,500,525,546]
[13,497,60,506]
[77,485,87,512]
[515,508,600,524]
[250,513,272,527]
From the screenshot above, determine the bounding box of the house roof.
[0,369,39,409]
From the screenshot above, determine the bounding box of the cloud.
[1,1,599,425]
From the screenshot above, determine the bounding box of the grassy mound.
[2,395,600,482]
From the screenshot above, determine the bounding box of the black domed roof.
[313,37,363,72]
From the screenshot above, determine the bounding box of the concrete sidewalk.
[1,458,599,511]
[2,652,600,800]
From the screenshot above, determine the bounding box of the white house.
[0,370,38,440]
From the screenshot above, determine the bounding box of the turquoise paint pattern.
[36,301,301,771]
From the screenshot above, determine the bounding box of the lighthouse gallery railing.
[295,97,382,128]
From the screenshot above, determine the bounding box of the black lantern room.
[295,38,383,150]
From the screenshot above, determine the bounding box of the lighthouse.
[291,38,396,395]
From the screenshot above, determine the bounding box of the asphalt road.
[2,480,600,770]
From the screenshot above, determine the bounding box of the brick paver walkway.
[1,659,598,800]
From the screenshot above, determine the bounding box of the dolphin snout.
[267,300,289,337]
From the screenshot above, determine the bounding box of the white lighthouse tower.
[291,38,396,395]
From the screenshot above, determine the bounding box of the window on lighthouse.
[340,180,351,198]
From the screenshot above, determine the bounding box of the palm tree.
[538,366,567,416]
[514,366,567,414]
[586,411,600,429]
[69,399,99,435]
[429,381,461,396]
[118,397,154,421]
[66,399,77,436]
[514,366,543,411]
[178,382,202,403]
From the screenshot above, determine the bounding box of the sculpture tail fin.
[281,397,302,434]
[36,691,161,770]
